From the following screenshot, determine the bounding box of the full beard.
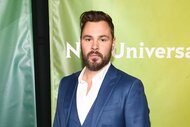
[82,50,112,71]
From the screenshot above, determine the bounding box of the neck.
[82,68,101,95]
[82,68,99,83]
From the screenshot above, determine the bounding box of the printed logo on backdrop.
[66,42,190,59]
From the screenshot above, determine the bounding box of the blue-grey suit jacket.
[54,64,150,127]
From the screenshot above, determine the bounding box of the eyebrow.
[82,35,92,39]
[99,35,110,38]
[82,35,110,39]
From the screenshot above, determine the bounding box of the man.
[54,10,150,127]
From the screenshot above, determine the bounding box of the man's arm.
[53,78,66,127]
[124,79,150,127]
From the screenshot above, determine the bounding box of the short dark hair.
[80,10,114,38]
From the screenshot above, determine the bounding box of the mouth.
[90,53,99,57]
[89,54,99,61]
[87,51,103,61]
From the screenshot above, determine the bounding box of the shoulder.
[58,71,81,90]
[110,65,144,90]
[110,64,141,83]
[60,71,80,83]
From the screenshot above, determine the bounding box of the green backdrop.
[49,0,190,127]
[0,0,36,127]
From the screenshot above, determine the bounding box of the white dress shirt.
[76,62,111,125]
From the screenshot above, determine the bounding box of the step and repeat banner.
[49,0,190,127]
[0,0,36,127]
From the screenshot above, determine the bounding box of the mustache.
[87,51,103,59]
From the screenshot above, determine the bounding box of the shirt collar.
[78,62,111,83]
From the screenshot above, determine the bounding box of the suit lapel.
[91,65,121,127]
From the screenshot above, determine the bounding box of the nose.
[91,40,99,50]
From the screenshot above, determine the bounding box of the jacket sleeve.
[53,78,66,127]
[124,79,150,127]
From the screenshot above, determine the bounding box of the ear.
[112,38,116,51]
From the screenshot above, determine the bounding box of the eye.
[99,38,108,42]
[83,36,92,42]
[85,38,91,42]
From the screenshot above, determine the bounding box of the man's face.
[81,21,115,71]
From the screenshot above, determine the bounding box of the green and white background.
[49,0,190,127]
[0,0,190,127]
[0,0,36,127]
